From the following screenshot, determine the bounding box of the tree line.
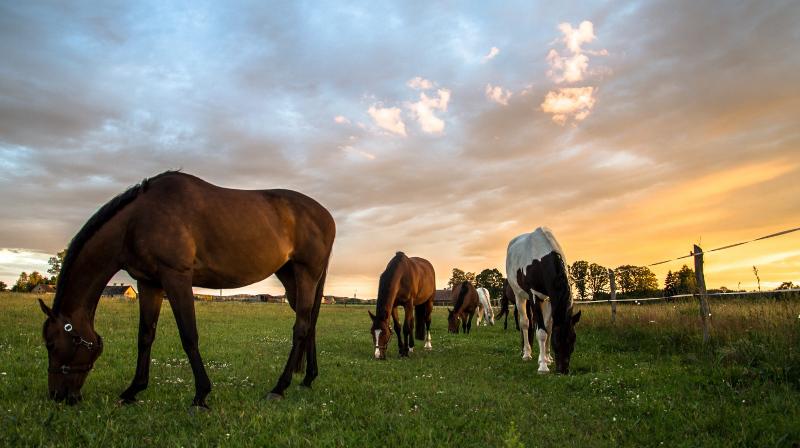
[569,260,702,300]
[445,262,703,302]
[4,250,66,293]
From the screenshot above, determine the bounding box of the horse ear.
[367,310,376,321]
[572,310,582,325]
[38,298,54,318]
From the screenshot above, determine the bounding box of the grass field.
[1,292,798,447]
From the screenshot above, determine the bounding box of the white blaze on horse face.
[373,329,382,359]
[424,330,432,349]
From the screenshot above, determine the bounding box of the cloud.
[540,87,597,125]
[546,20,605,84]
[559,21,596,54]
[407,76,433,90]
[483,46,500,62]
[546,50,590,84]
[407,89,451,134]
[339,145,376,160]
[334,115,350,124]
[485,84,512,105]
[367,105,407,136]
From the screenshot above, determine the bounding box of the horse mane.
[53,170,180,312]
[453,281,469,312]
[375,252,407,320]
[548,250,573,323]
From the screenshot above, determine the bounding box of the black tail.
[414,302,428,340]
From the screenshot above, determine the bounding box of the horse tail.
[414,301,428,341]
[498,291,509,318]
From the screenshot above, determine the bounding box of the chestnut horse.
[506,227,581,374]
[38,171,335,407]
[368,252,435,359]
[447,281,479,334]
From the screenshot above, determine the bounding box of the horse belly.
[192,239,290,289]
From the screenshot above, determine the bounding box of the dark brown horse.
[447,281,479,334]
[38,171,335,407]
[368,252,435,359]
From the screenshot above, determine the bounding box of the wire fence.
[575,288,800,305]
[613,225,800,272]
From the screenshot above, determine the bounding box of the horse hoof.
[522,355,533,361]
[189,403,210,413]
[117,397,137,406]
[408,347,414,353]
[266,392,284,401]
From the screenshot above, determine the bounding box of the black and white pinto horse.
[505,227,581,374]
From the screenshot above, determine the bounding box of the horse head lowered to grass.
[368,252,435,359]
[505,227,581,374]
[39,171,335,407]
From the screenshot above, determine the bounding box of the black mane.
[453,281,469,312]
[375,252,407,320]
[53,171,179,312]
[548,251,573,323]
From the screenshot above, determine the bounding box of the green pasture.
[1,292,798,447]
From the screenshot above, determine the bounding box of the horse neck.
[55,225,124,324]
[375,275,400,321]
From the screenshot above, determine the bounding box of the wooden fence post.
[608,268,617,324]
[693,244,712,344]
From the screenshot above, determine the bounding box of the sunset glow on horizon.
[1,2,798,298]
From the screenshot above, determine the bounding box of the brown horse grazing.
[368,252,435,359]
[37,171,335,408]
[447,281,479,334]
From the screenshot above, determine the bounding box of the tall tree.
[587,263,609,299]
[632,266,658,292]
[47,249,67,278]
[448,268,475,288]
[12,272,29,292]
[614,265,636,295]
[569,260,589,300]
[675,265,696,294]
[664,270,678,296]
[475,268,504,300]
[27,271,46,290]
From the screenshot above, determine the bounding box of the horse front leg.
[119,281,164,404]
[163,273,212,409]
[403,305,414,354]
[515,295,532,361]
[392,307,406,357]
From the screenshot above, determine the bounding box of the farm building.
[433,289,452,306]
[31,284,55,294]
[257,294,286,304]
[102,284,137,300]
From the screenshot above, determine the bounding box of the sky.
[1,0,799,298]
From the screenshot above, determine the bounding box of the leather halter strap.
[49,322,102,375]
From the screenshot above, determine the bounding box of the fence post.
[608,268,617,324]
[693,244,712,344]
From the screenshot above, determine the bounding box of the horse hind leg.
[301,266,327,388]
[424,299,433,350]
[119,281,164,404]
[269,263,322,399]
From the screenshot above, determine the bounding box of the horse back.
[123,172,334,288]
[401,257,436,306]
